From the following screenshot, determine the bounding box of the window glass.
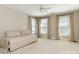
[31,18,36,34]
[40,18,48,34]
[59,15,70,37]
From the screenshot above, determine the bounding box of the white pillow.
[5,31,21,37]
[21,31,31,36]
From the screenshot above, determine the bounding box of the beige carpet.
[1,38,79,54]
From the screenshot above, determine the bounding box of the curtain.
[48,17,51,39]
[28,16,32,33]
[69,14,75,42]
[56,14,75,41]
[56,16,60,40]
[36,18,40,37]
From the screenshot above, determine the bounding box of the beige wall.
[50,11,79,41]
[50,14,57,39]
[73,11,79,41]
[0,5,28,38]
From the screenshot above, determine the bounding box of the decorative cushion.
[5,31,21,37]
[21,31,31,36]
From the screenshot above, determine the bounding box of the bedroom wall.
[50,14,57,39]
[0,5,28,38]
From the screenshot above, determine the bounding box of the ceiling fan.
[39,4,51,12]
[28,4,52,17]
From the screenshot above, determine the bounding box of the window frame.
[56,13,72,40]
[39,17,49,36]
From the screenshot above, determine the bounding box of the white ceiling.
[42,4,79,13]
[1,4,79,15]
[2,4,40,14]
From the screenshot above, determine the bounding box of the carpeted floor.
[0,38,79,54]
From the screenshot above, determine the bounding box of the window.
[31,18,36,34]
[40,18,48,34]
[58,15,70,40]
